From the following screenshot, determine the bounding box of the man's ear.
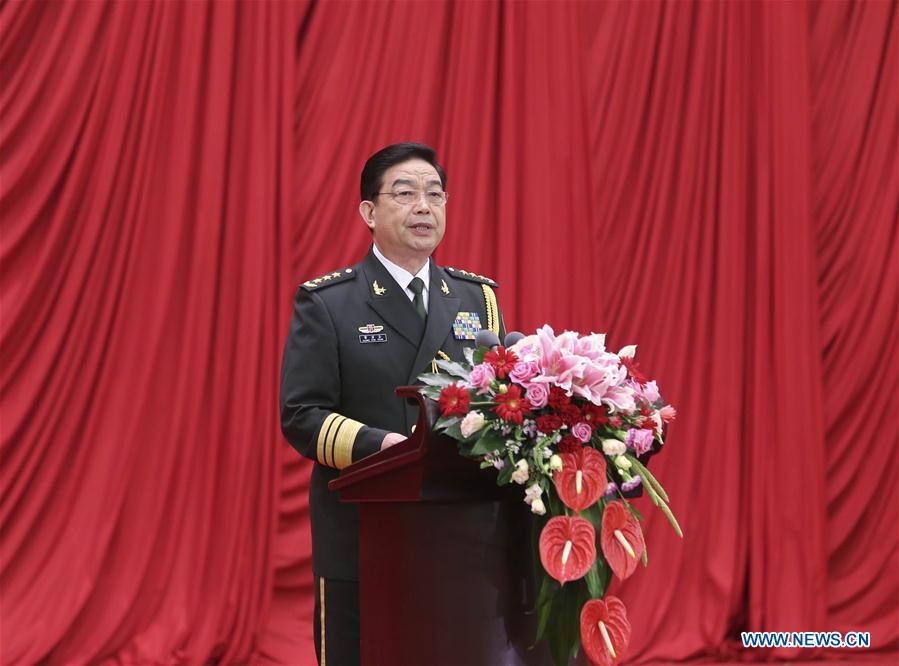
[358,200,376,230]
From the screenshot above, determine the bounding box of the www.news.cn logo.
[741,631,871,649]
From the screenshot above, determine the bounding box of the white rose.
[601,438,626,456]
[460,411,486,438]
[549,454,563,471]
[530,498,546,515]
[511,459,530,484]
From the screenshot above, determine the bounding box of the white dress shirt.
[372,243,430,313]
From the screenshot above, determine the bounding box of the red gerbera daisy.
[483,346,519,379]
[620,355,649,384]
[438,383,471,417]
[493,384,531,424]
[582,404,609,429]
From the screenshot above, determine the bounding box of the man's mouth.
[409,222,434,233]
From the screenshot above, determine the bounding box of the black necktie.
[408,277,427,321]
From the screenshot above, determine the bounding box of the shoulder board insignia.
[300,268,356,291]
[445,267,498,288]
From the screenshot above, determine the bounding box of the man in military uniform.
[279,143,505,666]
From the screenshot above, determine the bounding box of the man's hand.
[380,432,406,450]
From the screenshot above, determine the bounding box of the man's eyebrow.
[390,178,415,188]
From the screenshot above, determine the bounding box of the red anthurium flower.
[493,384,531,423]
[600,501,645,580]
[553,446,606,512]
[438,384,471,417]
[483,346,519,379]
[580,596,631,666]
[539,516,596,585]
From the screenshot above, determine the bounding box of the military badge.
[358,324,384,334]
[453,312,482,340]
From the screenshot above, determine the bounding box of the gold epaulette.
[300,267,356,291]
[445,267,498,288]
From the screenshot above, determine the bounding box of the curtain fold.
[1,1,895,663]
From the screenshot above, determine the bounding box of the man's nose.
[412,193,432,212]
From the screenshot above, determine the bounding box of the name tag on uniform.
[453,312,482,340]
[359,333,388,344]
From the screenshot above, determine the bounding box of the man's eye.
[396,191,415,198]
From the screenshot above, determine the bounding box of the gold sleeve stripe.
[332,416,364,469]
[481,284,500,335]
[317,413,343,466]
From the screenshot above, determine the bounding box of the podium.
[330,387,550,666]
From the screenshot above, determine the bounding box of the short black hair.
[360,142,446,201]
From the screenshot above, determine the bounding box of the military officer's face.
[359,159,447,268]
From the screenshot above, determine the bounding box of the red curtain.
[2,1,896,664]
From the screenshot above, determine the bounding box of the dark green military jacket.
[279,247,505,580]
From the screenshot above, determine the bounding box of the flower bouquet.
[417,325,681,666]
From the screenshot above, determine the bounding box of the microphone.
[504,331,525,347]
[475,329,501,350]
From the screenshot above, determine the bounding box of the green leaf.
[417,373,458,388]
[472,346,488,365]
[443,421,465,440]
[547,582,589,666]
[466,429,504,456]
[642,540,649,567]
[463,346,476,365]
[580,502,603,530]
[585,562,603,598]
[435,359,470,379]
[496,460,514,485]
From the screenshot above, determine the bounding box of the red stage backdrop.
[1,1,896,664]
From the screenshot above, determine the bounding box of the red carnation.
[483,346,519,379]
[548,387,571,410]
[536,414,564,434]
[558,435,581,454]
[560,404,582,427]
[438,384,471,417]
[582,404,609,430]
[493,385,531,424]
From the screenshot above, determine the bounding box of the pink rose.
[572,421,592,443]
[626,428,655,455]
[525,383,549,409]
[469,363,496,394]
[510,361,539,384]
